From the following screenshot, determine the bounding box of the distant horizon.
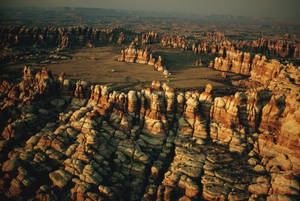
[1,0,300,19]
[1,6,300,21]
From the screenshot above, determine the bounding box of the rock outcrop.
[0,26,136,64]
[142,31,159,45]
[213,48,252,76]
[0,52,299,201]
[118,44,169,77]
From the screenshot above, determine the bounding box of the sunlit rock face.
[136,48,150,64]
[124,42,138,63]
[1,47,300,201]
[117,44,168,76]
[213,48,252,76]
[161,35,188,50]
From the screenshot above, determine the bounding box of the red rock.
[0,80,11,95]
[193,116,208,139]
[259,95,283,133]
[178,175,199,198]
[118,50,125,62]
[7,86,20,101]
[199,90,213,120]
[163,84,175,114]
[136,48,149,64]
[124,43,137,63]
[151,81,162,91]
[163,186,173,201]
[210,95,239,129]
[8,178,23,197]
[176,92,185,115]
[194,59,203,66]
[2,124,16,140]
[74,81,89,99]
[251,57,282,84]
[128,90,139,113]
[143,92,168,136]
[148,54,156,66]
[117,32,124,45]
[248,183,270,195]
[271,172,300,195]
[184,97,199,120]
[241,52,251,75]
[211,44,217,54]
[142,31,158,45]
[154,56,165,72]
[23,65,34,81]
[202,184,227,201]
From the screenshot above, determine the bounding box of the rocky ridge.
[1,25,299,67]
[118,42,170,78]
[0,54,299,201]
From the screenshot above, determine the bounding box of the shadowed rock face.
[142,32,159,46]
[0,57,299,201]
[1,25,299,69]
[0,26,138,64]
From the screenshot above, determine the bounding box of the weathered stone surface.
[248,183,270,195]
[2,159,20,172]
[270,172,300,195]
[49,169,72,188]
[1,48,299,201]
[118,45,168,78]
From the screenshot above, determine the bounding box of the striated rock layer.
[118,43,170,77]
[0,61,299,201]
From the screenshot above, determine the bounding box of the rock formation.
[136,48,150,64]
[1,35,300,201]
[194,59,203,67]
[213,48,252,76]
[0,26,135,64]
[118,45,169,77]
[142,31,159,45]
[161,35,188,50]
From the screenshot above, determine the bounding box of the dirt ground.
[2,46,246,91]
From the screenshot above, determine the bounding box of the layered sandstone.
[213,48,252,76]
[0,57,299,201]
[118,45,169,77]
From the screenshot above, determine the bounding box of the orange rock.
[23,65,34,80]
[128,90,138,113]
[118,50,125,62]
[154,56,165,72]
[251,57,282,84]
[137,48,150,64]
[259,95,283,133]
[148,54,156,66]
[210,95,239,129]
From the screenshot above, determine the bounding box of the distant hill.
[1,7,299,27]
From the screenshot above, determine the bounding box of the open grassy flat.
[3,45,245,91]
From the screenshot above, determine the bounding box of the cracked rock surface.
[0,60,300,201]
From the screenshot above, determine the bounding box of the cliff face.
[0,26,137,64]
[161,35,188,50]
[0,26,130,49]
[213,47,252,76]
[118,44,169,76]
[0,58,299,201]
[1,24,300,200]
[2,26,299,68]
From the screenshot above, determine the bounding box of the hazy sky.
[1,0,300,19]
